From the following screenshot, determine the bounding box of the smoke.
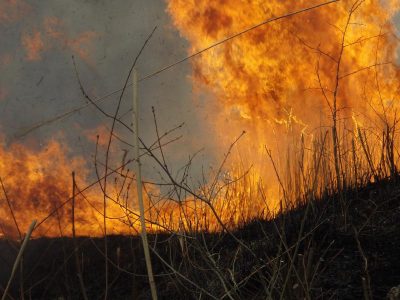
[1,0,400,236]
[0,0,220,180]
[0,0,224,236]
[1,0,399,177]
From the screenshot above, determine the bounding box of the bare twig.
[133,68,158,300]
[12,0,340,139]
[72,172,88,300]
[1,219,37,300]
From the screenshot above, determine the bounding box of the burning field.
[1,0,400,299]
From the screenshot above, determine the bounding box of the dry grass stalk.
[133,67,158,300]
[72,172,88,300]
[1,219,36,300]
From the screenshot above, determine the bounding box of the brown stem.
[72,172,88,300]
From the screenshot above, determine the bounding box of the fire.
[0,133,150,238]
[83,125,117,148]
[0,0,31,26]
[2,1,400,238]
[43,17,100,60]
[21,16,100,62]
[166,0,399,129]
[21,29,44,61]
[166,0,400,212]
[0,126,266,238]
[1,131,225,238]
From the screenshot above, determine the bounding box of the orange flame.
[167,0,399,125]
[166,0,400,210]
[0,133,150,238]
[43,17,100,60]
[21,17,100,62]
[21,29,44,61]
[83,125,115,148]
[3,1,400,237]
[0,0,31,26]
[0,129,267,237]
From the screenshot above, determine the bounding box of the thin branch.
[12,0,340,139]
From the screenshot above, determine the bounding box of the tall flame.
[2,1,400,237]
[0,133,152,238]
[166,0,399,123]
[166,0,400,210]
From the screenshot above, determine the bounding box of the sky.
[0,0,196,133]
[1,0,400,182]
[0,0,219,181]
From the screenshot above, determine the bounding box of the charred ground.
[1,176,400,299]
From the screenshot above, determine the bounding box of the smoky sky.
[1,1,400,181]
[0,0,220,181]
[0,0,199,133]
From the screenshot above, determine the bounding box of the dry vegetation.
[1,1,400,299]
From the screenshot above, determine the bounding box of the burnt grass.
[1,177,400,299]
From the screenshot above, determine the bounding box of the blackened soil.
[1,178,399,299]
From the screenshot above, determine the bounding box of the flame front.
[0,133,148,238]
[2,1,400,237]
[166,0,399,123]
[166,0,400,211]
